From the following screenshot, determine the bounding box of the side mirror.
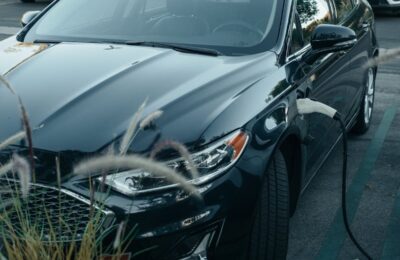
[304,24,357,64]
[21,11,41,27]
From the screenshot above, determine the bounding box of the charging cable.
[296,98,373,260]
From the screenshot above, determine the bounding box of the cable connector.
[296,98,337,118]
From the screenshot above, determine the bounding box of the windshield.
[24,0,283,55]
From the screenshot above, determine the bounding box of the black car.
[368,0,400,11]
[0,0,378,259]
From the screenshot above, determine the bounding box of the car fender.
[228,86,307,211]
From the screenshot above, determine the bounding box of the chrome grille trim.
[0,178,115,242]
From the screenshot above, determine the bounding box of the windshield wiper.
[32,40,222,56]
[33,39,126,45]
[125,41,222,56]
[33,39,61,44]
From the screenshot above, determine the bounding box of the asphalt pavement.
[0,0,49,40]
[0,1,399,259]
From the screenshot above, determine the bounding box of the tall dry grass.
[367,47,400,68]
[0,75,199,259]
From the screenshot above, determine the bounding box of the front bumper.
[104,166,263,259]
[61,142,273,260]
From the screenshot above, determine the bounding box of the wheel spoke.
[363,68,375,124]
[368,96,374,105]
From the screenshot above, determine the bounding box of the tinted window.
[289,16,304,54]
[297,0,334,44]
[334,0,353,22]
[24,0,283,55]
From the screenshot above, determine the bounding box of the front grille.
[0,179,114,242]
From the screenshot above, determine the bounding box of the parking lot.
[0,1,399,259]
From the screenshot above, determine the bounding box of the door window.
[289,13,304,54]
[296,0,334,44]
[333,0,354,22]
[290,23,303,54]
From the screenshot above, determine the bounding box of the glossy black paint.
[0,0,378,259]
[311,24,356,49]
[304,24,357,64]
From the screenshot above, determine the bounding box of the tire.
[247,150,290,260]
[351,67,376,135]
[20,0,36,2]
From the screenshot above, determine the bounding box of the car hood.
[0,37,277,154]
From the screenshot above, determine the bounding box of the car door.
[287,0,355,181]
[332,0,375,123]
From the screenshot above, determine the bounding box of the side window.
[334,0,354,22]
[296,0,334,44]
[289,14,304,54]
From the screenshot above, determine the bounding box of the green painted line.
[381,187,400,260]
[316,107,397,260]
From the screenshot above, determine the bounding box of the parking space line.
[316,107,397,260]
[381,187,400,259]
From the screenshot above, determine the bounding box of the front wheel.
[351,67,376,134]
[247,150,290,260]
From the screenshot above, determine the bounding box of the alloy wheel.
[364,68,375,125]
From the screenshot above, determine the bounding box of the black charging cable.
[334,113,373,260]
[296,98,372,260]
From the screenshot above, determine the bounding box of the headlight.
[98,130,248,195]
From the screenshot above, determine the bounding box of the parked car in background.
[0,0,378,259]
[367,0,400,12]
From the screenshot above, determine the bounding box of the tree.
[297,0,318,24]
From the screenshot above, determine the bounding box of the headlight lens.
[98,130,248,195]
